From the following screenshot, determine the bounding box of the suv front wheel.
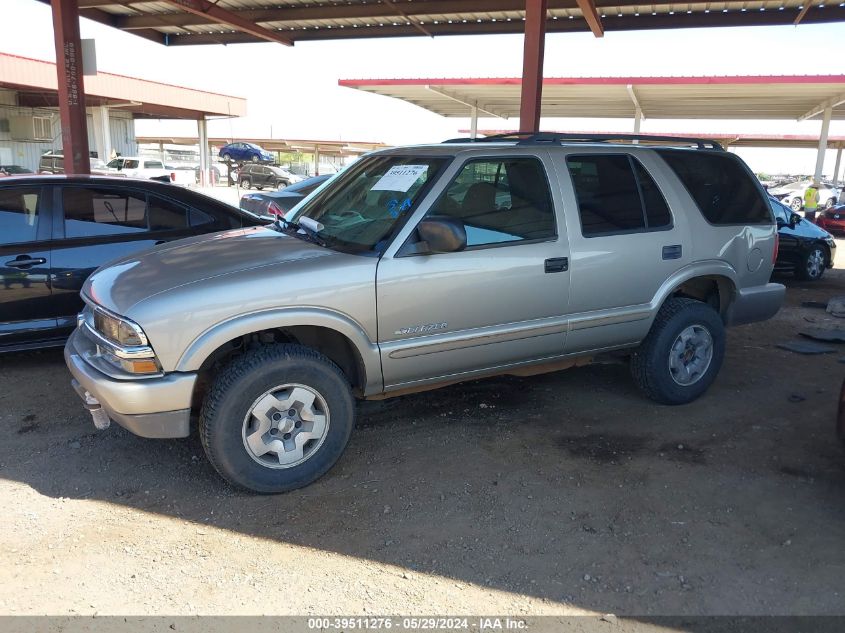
[630,298,726,405]
[199,344,355,493]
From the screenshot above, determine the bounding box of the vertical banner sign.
[51,0,90,174]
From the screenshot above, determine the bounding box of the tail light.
[772,233,779,265]
[267,201,284,217]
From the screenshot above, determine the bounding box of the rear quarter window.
[655,149,772,225]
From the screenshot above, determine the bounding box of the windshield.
[289,154,448,253]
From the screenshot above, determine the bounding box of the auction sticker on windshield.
[371,165,429,192]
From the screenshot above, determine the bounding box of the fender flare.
[175,307,383,394]
[649,261,739,324]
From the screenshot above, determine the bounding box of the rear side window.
[148,195,188,231]
[655,149,771,225]
[63,187,147,237]
[0,187,40,244]
[566,154,672,237]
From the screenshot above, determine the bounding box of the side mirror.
[776,217,786,228]
[790,212,802,226]
[416,216,467,254]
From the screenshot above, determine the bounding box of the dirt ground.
[1,246,845,620]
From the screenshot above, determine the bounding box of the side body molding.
[175,307,383,395]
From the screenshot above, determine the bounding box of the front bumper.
[726,282,786,326]
[64,328,195,438]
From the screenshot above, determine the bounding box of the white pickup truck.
[95,157,195,185]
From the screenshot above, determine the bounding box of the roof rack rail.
[442,132,724,151]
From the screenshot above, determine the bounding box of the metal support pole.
[470,104,478,139]
[197,118,209,187]
[91,105,111,164]
[314,146,320,176]
[814,106,832,184]
[519,0,548,133]
[51,0,90,175]
[632,107,642,144]
[832,147,842,187]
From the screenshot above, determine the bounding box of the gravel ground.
[1,247,844,618]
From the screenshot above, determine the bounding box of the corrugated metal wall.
[0,89,137,171]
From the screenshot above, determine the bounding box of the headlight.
[81,305,160,376]
[93,309,147,347]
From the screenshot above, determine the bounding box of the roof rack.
[442,132,724,151]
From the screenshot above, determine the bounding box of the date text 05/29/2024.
[306,617,528,630]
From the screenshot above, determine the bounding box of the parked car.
[815,204,845,235]
[240,175,332,219]
[768,180,841,211]
[66,133,784,493]
[218,142,274,164]
[38,152,65,174]
[94,157,193,185]
[0,165,34,177]
[39,151,100,174]
[238,164,301,190]
[0,175,263,352]
[769,196,836,280]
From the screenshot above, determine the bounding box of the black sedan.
[0,175,263,352]
[240,174,331,219]
[770,196,837,281]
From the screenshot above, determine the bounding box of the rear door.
[0,185,55,347]
[557,150,688,352]
[49,185,196,331]
[376,153,572,389]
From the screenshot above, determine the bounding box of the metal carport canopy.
[39,0,845,175]
[338,75,845,122]
[59,0,845,45]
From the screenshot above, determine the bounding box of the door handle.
[5,257,46,269]
[662,245,683,260]
[544,257,569,273]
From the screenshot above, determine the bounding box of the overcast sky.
[4,0,845,174]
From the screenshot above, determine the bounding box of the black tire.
[222,153,231,162]
[630,298,726,405]
[795,245,827,281]
[256,185,264,191]
[276,180,287,189]
[790,197,803,212]
[241,178,251,189]
[825,198,836,209]
[200,344,355,494]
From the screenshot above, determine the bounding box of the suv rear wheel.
[630,298,725,405]
[240,177,251,189]
[200,344,355,494]
[790,197,803,212]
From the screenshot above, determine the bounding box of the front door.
[377,155,571,390]
[0,185,55,347]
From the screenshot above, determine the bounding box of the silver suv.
[65,133,784,493]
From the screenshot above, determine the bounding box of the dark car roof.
[0,174,264,226]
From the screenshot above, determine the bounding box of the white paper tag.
[371,165,428,192]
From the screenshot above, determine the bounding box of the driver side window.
[426,157,556,248]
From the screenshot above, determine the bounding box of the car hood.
[83,226,340,315]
